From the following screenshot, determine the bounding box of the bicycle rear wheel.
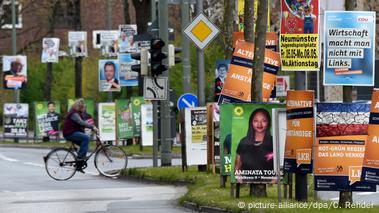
[44,148,77,181]
[94,145,127,177]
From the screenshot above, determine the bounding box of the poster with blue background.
[324,11,376,86]
[118,53,139,87]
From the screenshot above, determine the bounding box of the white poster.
[98,103,116,141]
[272,108,286,172]
[119,24,138,53]
[100,30,119,57]
[41,38,60,63]
[2,55,27,89]
[3,103,28,138]
[185,107,208,166]
[68,31,88,57]
[141,103,153,146]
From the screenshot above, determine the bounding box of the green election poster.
[34,101,61,137]
[231,103,283,183]
[220,103,234,176]
[131,96,145,137]
[116,99,134,139]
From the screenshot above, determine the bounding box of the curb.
[120,174,233,213]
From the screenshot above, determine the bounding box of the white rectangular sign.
[98,103,116,141]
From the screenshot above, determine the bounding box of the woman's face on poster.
[252,112,269,134]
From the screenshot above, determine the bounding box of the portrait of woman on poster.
[234,108,274,182]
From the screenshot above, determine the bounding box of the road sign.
[184,13,220,50]
[144,77,168,100]
[177,93,199,110]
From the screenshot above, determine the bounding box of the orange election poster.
[219,41,280,104]
[232,32,278,52]
[362,90,379,184]
[314,103,375,192]
[284,90,314,173]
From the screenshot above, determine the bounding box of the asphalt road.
[0,147,188,213]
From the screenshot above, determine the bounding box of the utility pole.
[11,0,19,103]
[196,0,205,106]
[107,0,113,102]
[11,0,19,143]
[151,0,158,167]
[159,0,172,166]
[181,0,191,93]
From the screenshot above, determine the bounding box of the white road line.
[23,162,45,167]
[356,192,379,196]
[0,154,19,162]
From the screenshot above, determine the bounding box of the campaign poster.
[232,32,278,51]
[68,31,88,57]
[98,103,116,141]
[41,38,60,63]
[314,103,375,191]
[141,103,153,146]
[280,0,319,71]
[220,41,280,104]
[362,90,379,184]
[119,24,138,53]
[3,103,28,138]
[231,103,283,183]
[237,0,270,32]
[276,76,290,97]
[34,101,61,137]
[118,53,139,87]
[220,104,234,176]
[2,55,27,89]
[100,30,119,57]
[99,59,121,92]
[131,97,145,137]
[323,11,376,86]
[116,99,134,140]
[92,30,105,49]
[185,107,207,166]
[214,60,230,102]
[284,90,314,173]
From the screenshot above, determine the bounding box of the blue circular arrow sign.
[177,93,199,110]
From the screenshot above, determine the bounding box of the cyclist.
[63,99,98,172]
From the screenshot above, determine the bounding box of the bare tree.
[223,0,238,58]
[248,0,268,197]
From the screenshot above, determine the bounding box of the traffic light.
[168,44,182,67]
[150,38,167,76]
[131,48,148,75]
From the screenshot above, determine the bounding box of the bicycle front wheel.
[94,145,127,177]
[45,148,77,181]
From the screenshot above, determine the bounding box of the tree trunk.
[224,0,238,58]
[339,0,356,208]
[244,0,254,43]
[251,184,267,197]
[252,0,268,102]
[132,0,151,34]
[124,0,131,24]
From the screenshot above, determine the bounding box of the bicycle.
[43,134,128,181]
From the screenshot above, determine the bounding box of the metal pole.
[151,0,156,22]
[181,0,191,93]
[11,0,19,103]
[153,101,158,167]
[196,0,205,106]
[159,0,172,166]
[295,71,308,202]
[107,0,113,102]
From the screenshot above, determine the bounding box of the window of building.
[0,0,23,29]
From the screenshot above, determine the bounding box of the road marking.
[0,154,19,162]
[23,162,44,167]
[356,192,379,196]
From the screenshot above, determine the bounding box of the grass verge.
[122,166,379,213]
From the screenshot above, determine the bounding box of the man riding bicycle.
[62,99,98,172]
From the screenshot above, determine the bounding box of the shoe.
[76,158,86,173]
